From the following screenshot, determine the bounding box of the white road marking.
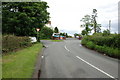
[41,56,44,58]
[79,44,82,46]
[46,46,48,48]
[76,56,116,79]
[64,45,70,52]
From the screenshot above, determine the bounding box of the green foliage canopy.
[2,2,50,36]
[40,26,53,39]
[54,27,59,33]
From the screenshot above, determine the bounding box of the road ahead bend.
[40,38,118,79]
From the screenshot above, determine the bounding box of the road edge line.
[76,56,117,80]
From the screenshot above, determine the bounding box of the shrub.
[2,35,32,53]
[81,36,89,45]
[86,41,95,49]
[83,34,120,49]
[81,34,120,59]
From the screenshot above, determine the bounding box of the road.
[40,38,119,79]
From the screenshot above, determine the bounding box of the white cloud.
[43,0,119,35]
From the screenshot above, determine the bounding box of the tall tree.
[80,15,92,35]
[54,27,59,33]
[2,2,50,36]
[91,9,97,33]
[65,33,68,38]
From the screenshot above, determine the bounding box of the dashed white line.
[41,56,44,58]
[64,45,70,52]
[76,56,116,79]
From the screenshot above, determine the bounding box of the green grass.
[2,43,43,78]
[51,40,63,42]
[41,39,51,40]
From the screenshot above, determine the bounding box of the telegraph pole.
[109,20,111,33]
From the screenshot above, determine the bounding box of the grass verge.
[2,43,42,78]
[51,40,63,42]
[41,39,51,40]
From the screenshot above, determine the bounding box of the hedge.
[2,35,32,53]
[81,34,120,59]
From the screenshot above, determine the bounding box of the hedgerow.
[2,35,32,53]
[81,33,120,59]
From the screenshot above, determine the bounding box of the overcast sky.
[43,0,119,36]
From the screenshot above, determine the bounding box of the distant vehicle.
[75,36,82,40]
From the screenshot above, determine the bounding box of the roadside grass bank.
[51,40,63,42]
[41,39,51,40]
[3,43,43,78]
[81,34,120,59]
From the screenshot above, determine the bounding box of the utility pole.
[109,20,111,33]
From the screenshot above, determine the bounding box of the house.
[52,33,66,40]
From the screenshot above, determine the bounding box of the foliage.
[54,27,59,33]
[60,32,68,37]
[81,34,120,59]
[40,26,53,39]
[2,2,50,36]
[80,9,101,35]
[81,28,91,36]
[91,9,99,33]
[80,15,92,35]
[2,35,32,53]
[3,43,42,78]
[65,33,68,38]
[86,41,95,49]
[60,33,65,36]
[102,29,110,36]
[74,33,81,37]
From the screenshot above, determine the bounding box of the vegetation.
[80,9,101,35]
[51,40,63,42]
[2,35,32,53]
[40,26,53,39]
[91,9,101,33]
[54,27,59,33]
[80,15,92,35]
[60,32,68,38]
[74,33,82,38]
[80,9,119,59]
[81,33,120,59]
[2,2,50,37]
[3,43,43,78]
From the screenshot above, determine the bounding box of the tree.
[54,27,59,33]
[91,9,98,33]
[96,24,101,33]
[80,15,92,35]
[40,26,53,39]
[81,30,88,36]
[80,9,101,35]
[74,33,81,37]
[102,29,110,36]
[65,33,68,38]
[2,2,50,36]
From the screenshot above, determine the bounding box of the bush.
[81,34,120,59]
[2,35,32,53]
[83,34,120,49]
[86,41,95,49]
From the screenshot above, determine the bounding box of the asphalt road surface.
[40,38,119,79]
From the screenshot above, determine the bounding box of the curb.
[32,44,45,78]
